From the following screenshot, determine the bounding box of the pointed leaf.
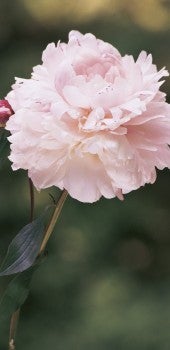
[0,254,46,325]
[0,215,46,276]
[0,269,33,324]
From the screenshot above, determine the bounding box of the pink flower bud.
[0,99,13,126]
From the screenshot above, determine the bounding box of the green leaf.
[0,214,46,276]
[0,269,33,324]
[0,261,44,333]
[0,255,46,329]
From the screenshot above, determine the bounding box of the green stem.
[9,309,20,350]
[28,178,34,222]
[8,178,35,349]
[8,189,68,349]
[39,189,68,254]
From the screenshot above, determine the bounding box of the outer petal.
[5,31,170,203]
[62,154,115,203]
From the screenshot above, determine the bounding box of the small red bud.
[0,99,13,127]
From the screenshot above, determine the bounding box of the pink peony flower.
[5,31,170,202]
[0,99,13,126]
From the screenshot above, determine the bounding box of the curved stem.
[9,178,35,349]
[28,178,34,222]
[8,189,68,350]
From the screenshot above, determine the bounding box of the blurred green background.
[0,0,170,349]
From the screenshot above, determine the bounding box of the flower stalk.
[28,178,34,222]
[9,310,20,350]
[39,189,68,254]
[8,189,68,350]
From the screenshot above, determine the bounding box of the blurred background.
[0,0,170,349]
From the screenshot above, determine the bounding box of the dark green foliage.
[0,215,46,276]
[0,268,34,324]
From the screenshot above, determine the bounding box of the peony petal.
[63,85,91,108]
[5,30,170,203]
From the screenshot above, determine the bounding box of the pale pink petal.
[5,31,170,203]
[63,85,90,108]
